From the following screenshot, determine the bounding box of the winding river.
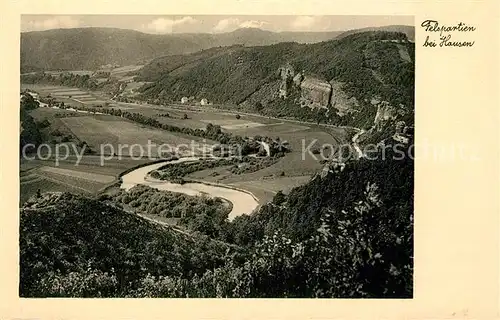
[120,157,259,221]
[25,92,259,220]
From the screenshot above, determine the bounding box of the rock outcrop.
[293,72,304,86]
[320,159,346,179]
[277,63,295,98]
[299,77,332,109]
[329,80,360,115]
[372,99,397,130]
[276,64,332,109]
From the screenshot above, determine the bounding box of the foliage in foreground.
[19,193,240,297]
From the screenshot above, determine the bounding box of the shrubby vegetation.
[111,185,229,238]
[225,139,413,245]
[19,30,413,298]
[21,72,122,96]
[21,72,99,90]
[20,192,241,297]
[20,93,43,152]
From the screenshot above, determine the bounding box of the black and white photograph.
[19,14,415,298]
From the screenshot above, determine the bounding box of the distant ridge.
[21,25,415,71]
[337,25,415,41]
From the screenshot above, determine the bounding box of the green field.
[20,155,150,203]
[20,174,90,204]
[21,84,106,106]
[59,114,215,157]
[45,70,94,76]
[109,65,143,77]
[139,106,349,199]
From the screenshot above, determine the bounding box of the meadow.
[20,155,150,203]
[109,65,143,77]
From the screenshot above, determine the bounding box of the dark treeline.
[20,192,242,297]
[21,72,122,97]
[19,30,414,298]
[21,72,99,90]
[20,93,43,152]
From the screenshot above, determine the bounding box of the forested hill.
[19,192,238,297]
[137,31,414,128]
[20,27,341,71]
[20,25,413,71]
[336,25,415,41]
[20,138,413,298]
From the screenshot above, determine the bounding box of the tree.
[255,102,263,111]
[61,135,72,143]
[78,141,88,148]
[183,113,188,120]
[273,191,286,205]
[235,114,241,120]
[38,119,51,129]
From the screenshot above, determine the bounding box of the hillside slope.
[20,27,340,71]
[337,25,415,41]
[20,25,413,71]
[223,139,414,297]
[19,193,237,297]
[138,31,414,129]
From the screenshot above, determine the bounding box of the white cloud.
[24,16,81,31]
[212,18,269,33]
[141,16,199,34]
[290,16,324,30]
[239,20,268,29]
[212,18,239,32]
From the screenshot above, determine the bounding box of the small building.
[393,133,410,144]
[181,97,189,104]
[200,98,209,106]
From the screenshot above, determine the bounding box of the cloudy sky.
[21,15,413,34]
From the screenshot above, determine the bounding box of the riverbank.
[119,158,260,221]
